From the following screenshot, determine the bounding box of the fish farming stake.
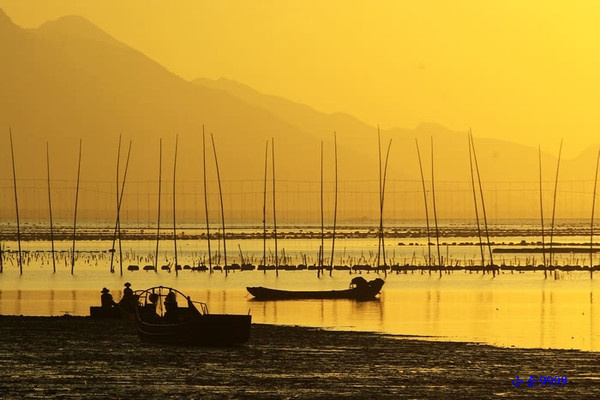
[415,139,432,267]
[71,139,82,275]
[211,133,228,272]
[590,146,600,272]
[320,140,324,276]
[154,138,162,273]
[46,142,56,273]
[202,128,212,273]
[9,129,22,274]
[330,132,338,276]
[549,139,563,267]
[538,146,546,268]
[431,137,443,272]
[117,141,132,276]
[262,140,268,272]
[272,138,278,274]
[468,132,484,267]
[110,135,122,273]
[173,134,179,276]
[470,131,493,268]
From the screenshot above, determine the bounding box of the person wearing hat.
[100,288,117,308]
[119,282,136,313]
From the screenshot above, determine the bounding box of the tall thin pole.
[46,143,56,273]
[320,141,324,276]
[173,135,179,276]
[110,136,122,273]
[117,142,132,276]
[154,138,162,273]
[211,133,227,273]
[549,139,563,267]
[430,137,442,273]
[71,139,82,275]
[9,129,22,274]
[379,139,392,275]
[202,128,212,273]
[469,131,493,267]
[272,138,278,275]
[262,140,268,271]
[468,134,484,266]
[415,139,432,267]
[377,127,383,268]
[590,146,600,273]
[539,146,546,268]
[330,132,338,276]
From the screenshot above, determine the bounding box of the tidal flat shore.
[0,316,598,399]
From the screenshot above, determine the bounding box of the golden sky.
[2,0,600,156]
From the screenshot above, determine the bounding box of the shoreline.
[1,315,598,398]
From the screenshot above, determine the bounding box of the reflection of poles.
[430,137,442,275]
[154,138,162,273]
[272,138,278,276]
[415,139,431,267]
[172,135,179,277]
[262,140,268,272]
[46,143,56,273]
[549,139,563,268]
[9,129,22,274]
[590,147,600,277]
[211,133,227,274]
[539,146,546,268]
[202,128,212,273]
[330,132,338,277]
[71,140,82,275]
[468,133,484,267]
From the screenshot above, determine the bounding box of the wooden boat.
[247,277,385,301]
[135,286,251,346]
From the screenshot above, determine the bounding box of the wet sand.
[0,316,598,399]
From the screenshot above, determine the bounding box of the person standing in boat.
[164,289,179,321]
[100,288,117,308]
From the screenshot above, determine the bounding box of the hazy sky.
[2,1,600,156]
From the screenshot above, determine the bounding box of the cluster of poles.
[2,127,600,278]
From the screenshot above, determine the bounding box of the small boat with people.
[135,286,251,346]
[246,276,385,301]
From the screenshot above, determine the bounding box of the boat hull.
[247,279,384,301]
[136,313,251,346]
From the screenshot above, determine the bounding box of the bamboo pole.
[549,139,563,268]
[211,133,227,274]
[9,129,22,274]
[154,138,162,273]
[110,136,122,273]
[262,140,268,272]
[330,132,338,276]
[46,142,56,273]
[272,138,278,275]
[202,128,212,273]
[590,146,600,275]
[320,141,324,276]
[379,139,392,276]
[173,134,179,276]
[71,139,82,275]
[415,139,432,267]
[117,142,132,276]
[469,131,493,269]
[377,127,383,269]
[539,146,546,268]
[430,137,442,274]
[468,133,484,267]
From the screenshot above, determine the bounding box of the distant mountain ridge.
[0,8,598,221]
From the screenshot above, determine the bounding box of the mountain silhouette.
[0,9,598,221]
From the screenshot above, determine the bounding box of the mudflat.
[0,315,597,399]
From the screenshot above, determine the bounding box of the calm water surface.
[1,265,599,352]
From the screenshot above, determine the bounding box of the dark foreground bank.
[0,316,598,399]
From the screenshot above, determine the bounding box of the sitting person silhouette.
[164,289,179,322]
[100,288,117,308]
[119,282,136,313]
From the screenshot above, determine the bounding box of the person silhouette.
[100,288,117,308]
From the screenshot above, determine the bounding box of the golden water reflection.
[1,285,598,351]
